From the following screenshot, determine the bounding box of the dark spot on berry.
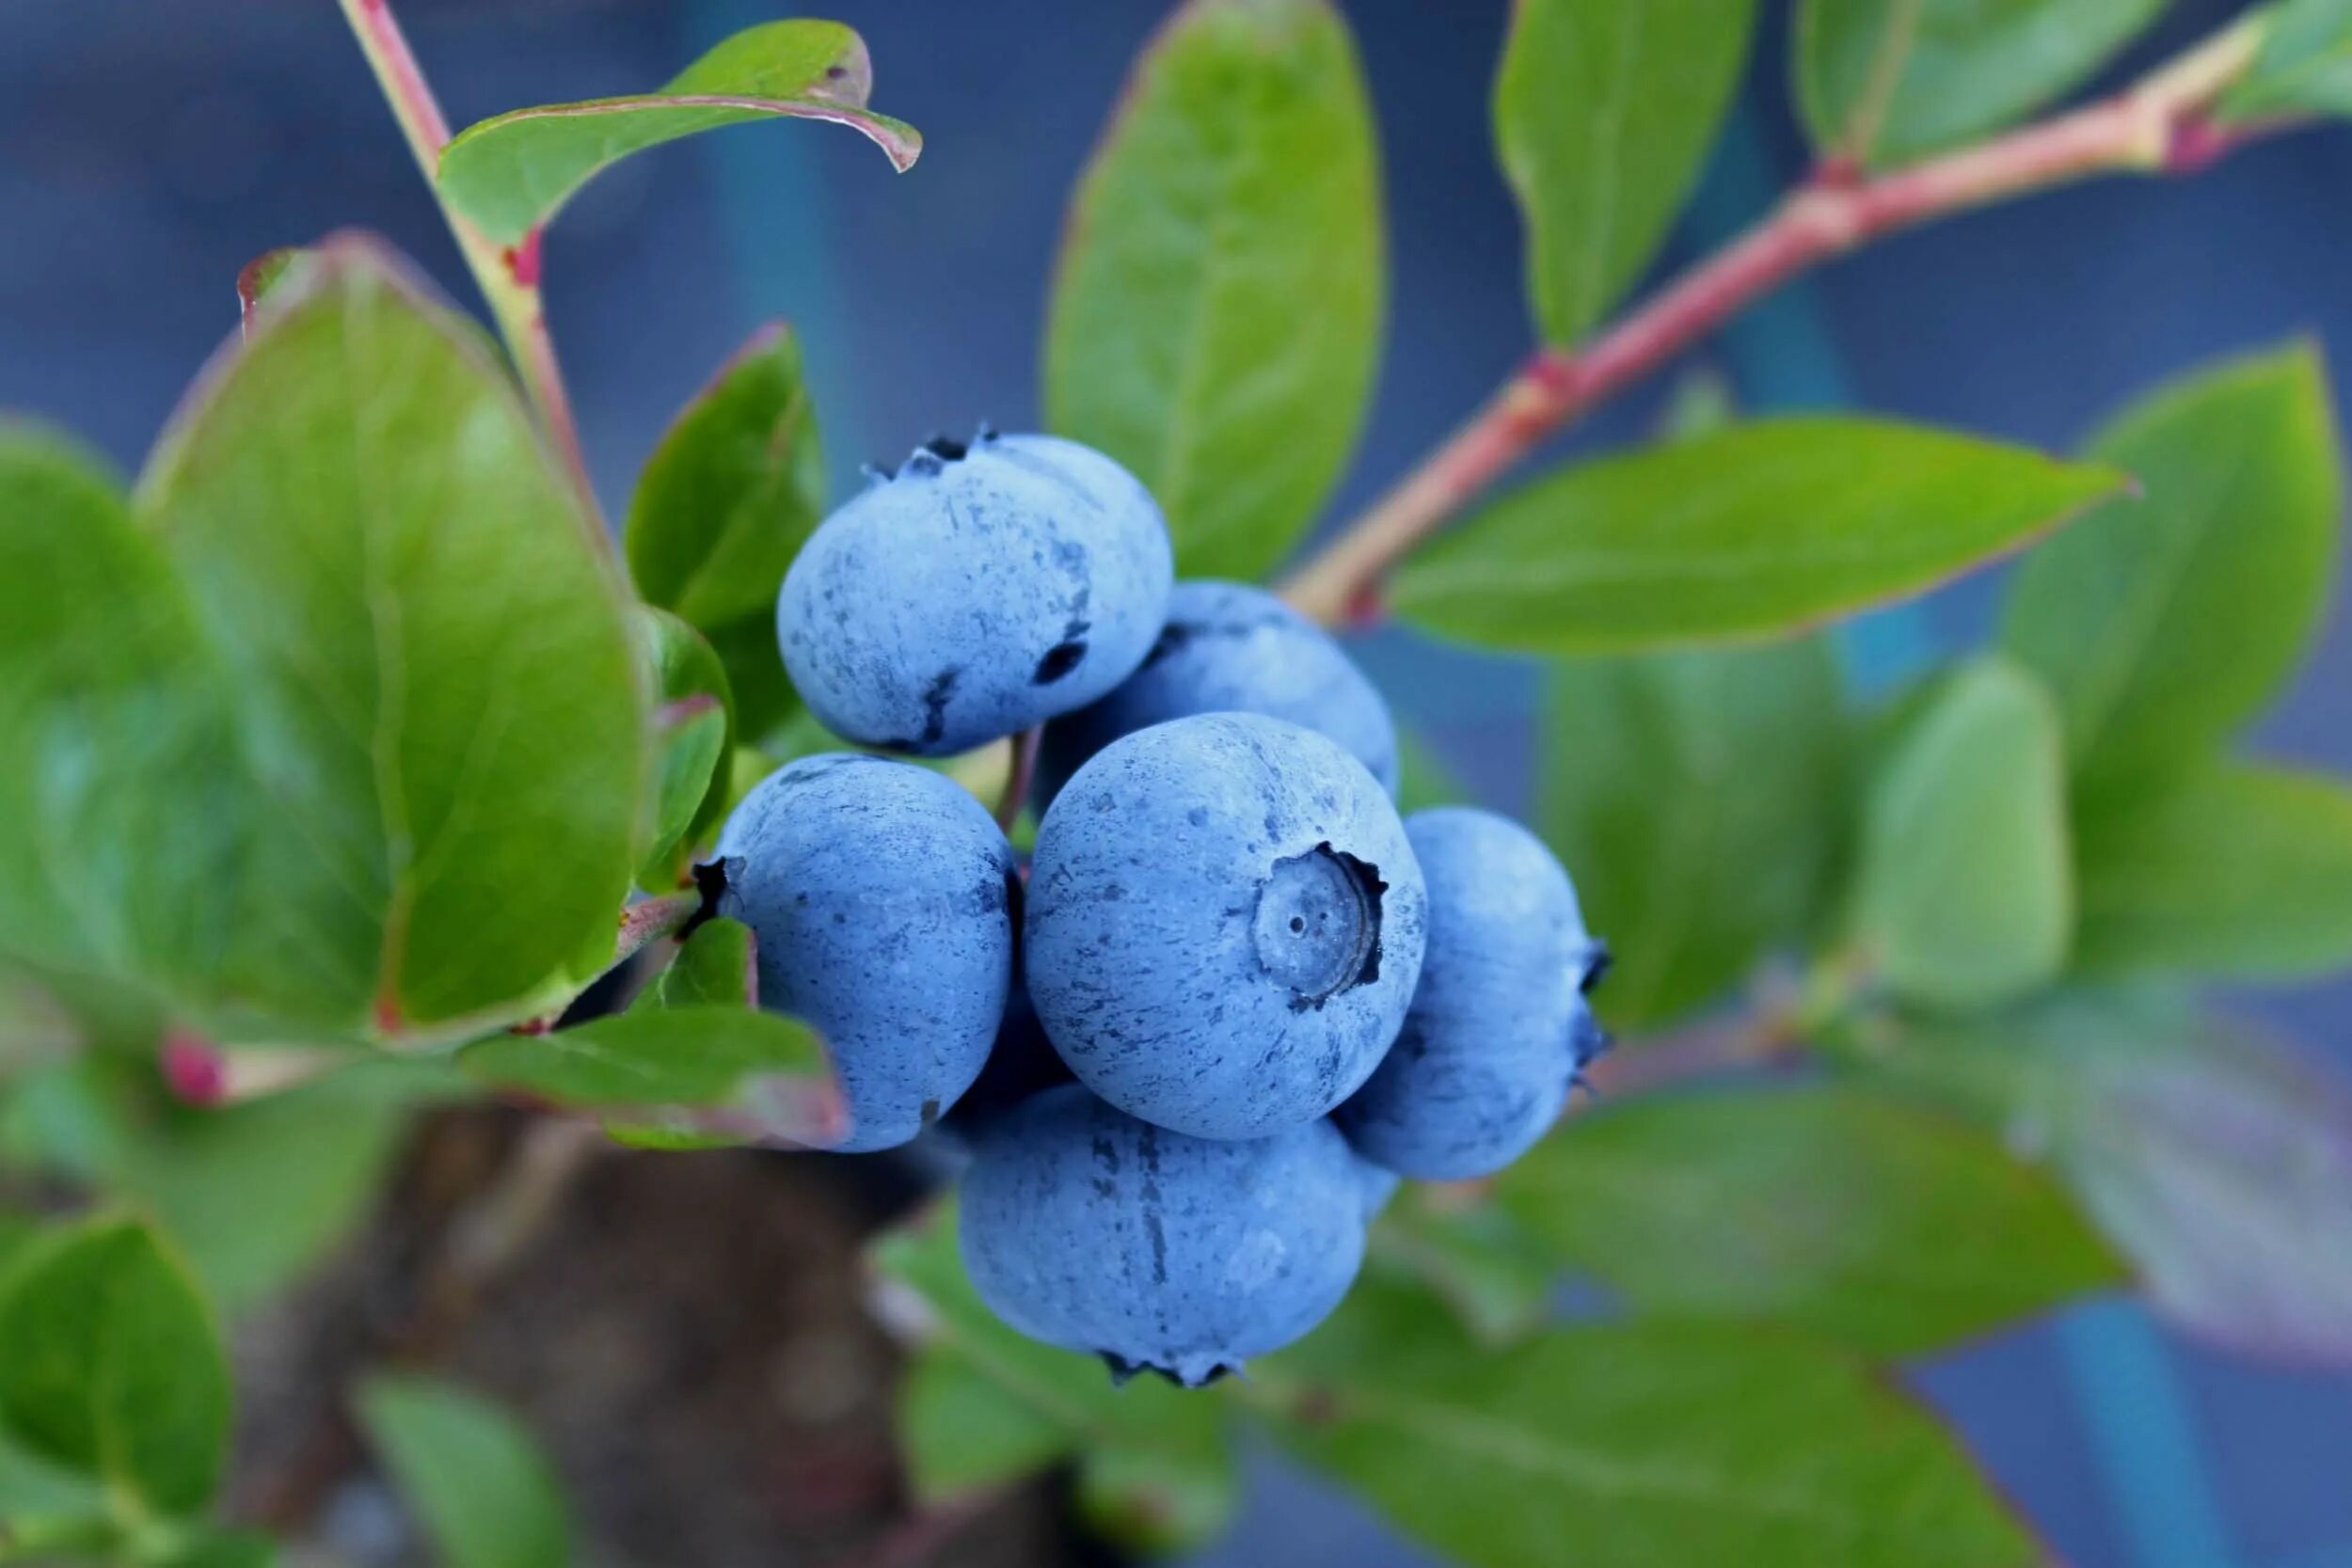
[1033,638,1088,684]
[1581,941,1613,995]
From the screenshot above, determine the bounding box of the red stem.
[997,725,1042,833]
[1279,20,2276,624]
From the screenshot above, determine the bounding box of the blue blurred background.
[3,2,2347,1564]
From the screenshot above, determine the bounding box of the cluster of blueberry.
[717,431,1608,1385]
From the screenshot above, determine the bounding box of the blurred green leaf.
[1371,1191,1557,1347]
[1495,1084,2120,1354]
[872,1206,1234,1548]
[1542,639,1846,1028]
[1866,992,2352,1363]
[438,21,920,245]
[459,1002,838,1148]
[1262,1276,2036,1567]
[626,324,825,636]
[1796,0,2169,165]
[356,1374,571,1568]
[0,241,644,1045]
[633,608,737,890]
[1495,0,1756,343]
[0,1215,228,1517]
[1045,0,1383,581]
[2003,344,2343,798]
[1392,732,1467,816]
[1394,419,2121,655]
[150,1528,278,1568]
[2074,761,2352,980]
[234,246,312,340]
[2220,0,2352,120]
[1851,657,2073,1010]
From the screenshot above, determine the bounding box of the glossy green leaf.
[1394,419,2121,655]
[2220,0,2352,121]
[438,21,921,245]
[357,1374,571,1568]
[1044,0,1384,581]
[1851,657,2073,1010]
[1262,1278,2035,1567]
[1542,638,1847,1027]
[872,1204,1233,1538]
[1796,0,2170,165]
[633,609,736,890]
[2074,762,2352,979]
[1496,0,1757,343]
[626,324,826,635]
[129,239,647,1042]
[2004,344,2343,796]
[458,1001,838,1148]
[1496,1084,2120,1354]
[1869,992,2352,1363]
[0,1216,229,1516]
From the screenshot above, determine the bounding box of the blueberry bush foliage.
[6,0,2352,1563]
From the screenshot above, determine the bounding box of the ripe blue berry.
[777,431,1173,756]
[958,1084,1366,1385]
[1025,712,1427,1140]
[1337,806,1607,1180]
[717,753,1016,1151]
[1037,579,1399,806]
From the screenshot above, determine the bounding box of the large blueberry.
[777,431,1173,756]
[1337,807,1608,1180]
[717,753,1016,1151]
[958,1084,1365,1385]
[1025,712,1426,1140]
[1037,579,1399,806]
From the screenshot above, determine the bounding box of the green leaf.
[127,237,647,1042]
[1393,419,2121,655]
[1044,0,1384,581]
[1370,1191,1557,1347]
[0,1216,229,1516]
[2074,761,2352,980]
[1261,1278,2036,1567]
[1495,1084,2120,1354]
[437,21,921,245]
[2220,0,2352,121]
[1867,992,2352,1363]
[1796,0,2170,166]
[1392,731,1466,816]
[103,1058,433,1314]
[1541,638,1847,1028]
[356,1374,571,1568]
[458,1002,839,1148]
[872,1204,1233,1538]
[234,247,312,340]
[150,1528,279,1568]
[1495,0,1757,343]
[634,916,757,1011]
[2003,344,2343,797]
[626,324,826,634]
[633,609,736,890]
[1850,657,2073,1010]
[705,618,803,752]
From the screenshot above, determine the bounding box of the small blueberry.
[958,1084,1366,1385]
[1037,579,1399,806]
[717,753,1016,1151]
[777,431,1174,755]
[1337,806,1607,1180]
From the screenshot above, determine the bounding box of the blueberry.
[1353,1158,1402,1219]
[777,431,1174,756]
[958,1084,1365,1385]
[1337,806,1607,1180]
[1037,579,1399,806]
[717,753,1016,1151]
[1025,712,1427,1140]
[939,974,1074,1134]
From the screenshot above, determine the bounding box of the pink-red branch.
[1279,17,2276,625]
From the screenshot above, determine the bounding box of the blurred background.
[2,1,2347,1564]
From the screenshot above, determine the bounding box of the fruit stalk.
[1279,13,2277,626]
[332,0,603,535]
